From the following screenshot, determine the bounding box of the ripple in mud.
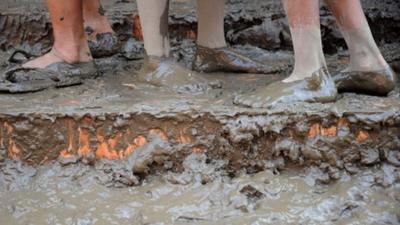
[1,158,399,225]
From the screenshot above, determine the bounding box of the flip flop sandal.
[7,49,43,64]
[88,32,121,58]
[0,61,98,93]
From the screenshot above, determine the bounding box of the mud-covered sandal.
[333,67,397,96]
[193,45,282,74]
[0,61,98,93]
[88,32,121,58]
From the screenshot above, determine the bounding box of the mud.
[88,32,122,58]
[334,66,397,96]
[0,158,399,224]
[234,67,337,108]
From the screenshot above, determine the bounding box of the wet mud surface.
[0,158,399,224]
[2,156,398,222]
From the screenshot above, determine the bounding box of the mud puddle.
[1,154,399,225]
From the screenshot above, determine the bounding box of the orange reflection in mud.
[60,119,76,156]
[124,135,147,157]
[95,129,149,160]
[149,128,168,141]
[96,129,119,160]
[4,122,21,159]
[78,128,91,156]
[356,130,370,143]
[178,129,193,144]
[308,122,338,139]
[338,118,350,127]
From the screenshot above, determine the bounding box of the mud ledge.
[1,93,400,181]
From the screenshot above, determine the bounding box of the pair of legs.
[235,0,396,107]
[136,0,278,92]
[24,0,113,69]
[137,0,226,58]
[137,0,275,78]
[284,0,388,83]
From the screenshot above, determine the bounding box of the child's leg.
[24,0,92,68]
[194,0,279,74]
[136,0,170,58]
[325,0,388,71]
[197,0,226,49]
[282,0,326,82]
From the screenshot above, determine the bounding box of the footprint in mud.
[137,57,222,95]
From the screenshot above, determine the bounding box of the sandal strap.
[8,49,41,64]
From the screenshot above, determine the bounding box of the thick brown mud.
[0,158,399,224]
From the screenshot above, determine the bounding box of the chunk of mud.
[58,154,79,166]
[166,154,226,185]
[344,163,360,175]
[92,134,173,187]
[95,161,140,187]
[374,164,400,187]
[328,166,341,180]
[360,148,380,165]
[304,166,331,186]
[126,136,172,174]
[301,146,323,162]
[120,38,144,60]
[240,184,265,201]
[384,150,400,167]
[274,139,300,162]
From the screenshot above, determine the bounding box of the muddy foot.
[137,57,222,94]
[234,67,337,108]
[88,32,121,58]
[193,45,280,74]
[333,67,397,95]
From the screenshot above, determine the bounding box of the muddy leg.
[136,0,170,58]
[23,0,92,68]
[326,0,397,95]
[283,0,326,83]
[136,0,222,94]
[233,0,337,107]
[83,0,120,57]
[194,0,280,74]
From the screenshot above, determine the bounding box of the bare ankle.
[53,42,92,64]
